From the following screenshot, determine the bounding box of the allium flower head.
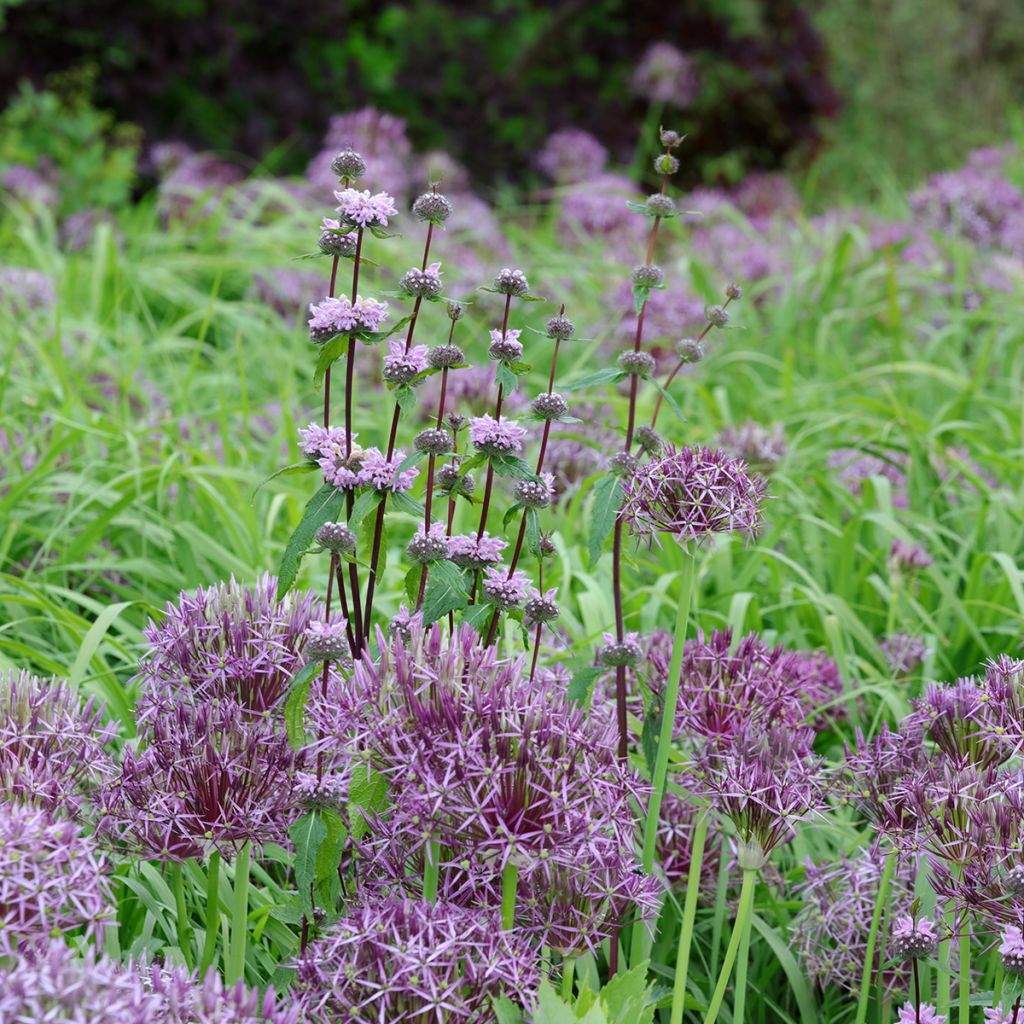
[488,328,523,363]
[383,340,430,385]
[469,415,527,457]
[296,898,538,1023]
[632,42,700,105]
[536,129,608,184]
[890,539,933,572]
[0,669,115,813]
[482,567,531,610]
[0,802,111,943]
[719,421,786,474]
[100,699,303,859]
[879,634,929,675]
[448,532,507,570]
[621,445,767,546]
[334,187,398,228]
[136,574,325,715]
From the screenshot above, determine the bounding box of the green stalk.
[501,860,519,930]
[938,896,956,1018]
[226,842,250,985]
[561,957,576,1000]
[702,867,757,1024]
[171,860,194,969]
[710,842,730,979]
[199,851,221,975]
[670,813,709,1024]
[423,839,440,904]
[855,850,896,1024]
[632,552,696,966]
[959,931,971,1024]
[733,871,755,1024]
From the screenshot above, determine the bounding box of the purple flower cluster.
[719,420,787,474]
[333,187,399,228]
[448,531,508,570]
[308,294,389,338]
[469,415,528,457]
[620,444,767,546]
[631,42,700,105]
[296,897,537,1023]
[536,129,608,185]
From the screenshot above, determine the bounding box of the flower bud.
[659,128,683,149]
[330,149,367,181]
[599,640,642,667]
[524,595,560,625]
[315,522,356,555]
[706,305,730,328]
[447,413,469,433]
[645,194,676,218]
[406,531,450,564]
[676,337,704,363]
[427,343,465,369]
[609,451,638,477]
[890,917,940,962]
[654,153,680,175]
[318,230,358,258]
[494,268,529,296]
[515,477,553,510]
[634,425,663,454]
[446,301,464,321]
[400,267,443,299]
[414,428,454,456]
[631,264,664,288]
[618,351,656,377]
[412,191,453,223]
[530,392,569,420]
[436,463,474,496]
[726,283,743,300]
[546,314,576,340]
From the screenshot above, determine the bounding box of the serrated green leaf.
[393,450,425,477]
[567,665,603,707]
[601,961,655,1024]
[564,367,628,392]
[348,763,389,842]
[496,362,519,394]
[492,995,527,1024]
[632,283,651,316]
[290,811,327,916]
[503,503,524,529]
[276,484,346,598]
[359,313,414,345]
[493,455,537,479]
[394,385,418,413]
[461,602,493,631]
[391,490,425,516]
[404,565,423,607]
[422,559,470,624]
[587,475,622,570]
[249,461,318,503]
[348,488,383,529]
[283,661,320,749]
[526,508,541,557]
[313,334,351,388]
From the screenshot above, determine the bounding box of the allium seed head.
[655,153,681,175]
[634,425,664,454]
[618,350,657,377]
[316,521,357,554]
[632,264,664,288]
[621,445,767,546]
[676,337,705,363]
[531,392,569,420]
[706,304,730,328]
[412,191,453,223]
[427,343,465,369]
[494,267,529,296]
[330,148,367,180]
[546,314,576,340]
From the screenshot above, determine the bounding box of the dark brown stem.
[528,558,545,681]
[1012,993,1022,1024]
[913,958,921,1024]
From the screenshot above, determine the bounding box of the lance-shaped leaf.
[277,483,346,598]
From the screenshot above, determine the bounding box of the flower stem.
[171,860,194,970]
[501,860,519,930]
[702,866,757,1024]
[199,851,220,975]
[631,550,696,966]
[733,874,754,1024]
[669,812,708,1024]
[959,931,971,1024]
[561,956,575,1000]
[225,842,250,985]
[423,839,440,904]
[855,849,896,1024]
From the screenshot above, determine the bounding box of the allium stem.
[702,867,757,1024]
[423,839,440,904]
[649,294,735,430]
[733,879,754,1024]
[958,931,971,1024]
[561,957,575,1000]
[226,841,251,985]
[501,860,519,930]
[632,550,696,965]
[854,850,895,1024]
[669,812,708,1024]
[199,850,221,975]
[171,860,194,970]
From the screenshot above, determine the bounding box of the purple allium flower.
[890,914,940,960]
[719,421,787,474]
[655,793,722,889]
[906,678,1006,768]
[559,174,647,247]
[100,699,303,859]
[334,187,399,228]
[1,163,58,207]
[631,42,700,105]
[448,532,508,570]
[295,897,538,1023]
[791,848,916,992]
[308,295,390,339]
[828,447,909,509]
[488,328,524,364]
[357,447,421,493]
[469,415,528,457]
[400,261,444,299]
[330,623,660,955]
[524,587,560,627]
[879,634,929,676]
[536,129,608,184]
[154,146,245,221]
[303,619,352,666]
[310,108,413,201]
[481,567,531,610]
[612,280,706,349]
[383,340,430,385]
[406,522,451,565]
[896,1003,945,1024]
[0,802,111,943]
[0,266,56,315]
[620,445,767,547]
[890,539,933,572]
[0,669,115,813]
[135,574,326,715]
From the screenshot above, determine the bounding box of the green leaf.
[358,313,414,345]
[564,367,628,392]
[348,762,389,842]
[640,696,663,777]
[391,490,425,517]
[496,362,518,394]
[404,565,423,607]
[587,475,622,570]
[600,961,655,1024]
[567,665,603,707]
[750,914,819,1024]
[650,379,687,427]
[526,508,541,557]
[348,488,383,529]
[394,385,418,414]
[493,455,537,479]
[422,559,470,624]
[461,602,493,631]
[290,810,328,916]
[283,661,321,749]
[313,334,351,388]
[632,283,651,316]
[369,225,400,239]
[314,807,347,884]
[393,450,425,477]
[249,461,318,502]
[503,503,524,529]
[493,995,527,1024]
[276,484,346,598]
